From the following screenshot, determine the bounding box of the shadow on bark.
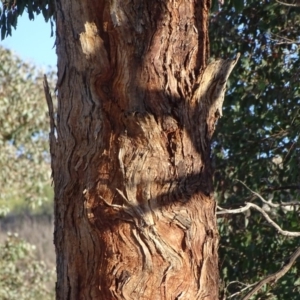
[50,0,239,298]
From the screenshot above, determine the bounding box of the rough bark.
[49,0,238,299]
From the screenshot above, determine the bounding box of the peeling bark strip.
[51,1,238,299]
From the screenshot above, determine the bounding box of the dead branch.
[43,75,55,137]
[224,281,256,299]
[269,33,300,45]
[242,246,300,300]
[236,180,279,208]
[217,202,300,237]
[236,180,300,209]
[276,0,300,7]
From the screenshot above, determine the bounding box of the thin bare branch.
[276,0,300,7]
[262,185,300,192]
[269,32,300,45]
[279,201,300,207]
[236,180,279,208]
[217,202,300,237]
[242,246,300,300]
[236,180,300,209]
[217,203,252,214]
[225,281,257,299]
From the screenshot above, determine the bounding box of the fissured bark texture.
[50,0,238,299]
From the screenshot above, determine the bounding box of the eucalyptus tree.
[4,0,299,299]
[1,0,240,299]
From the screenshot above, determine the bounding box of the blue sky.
[0,14,57,68]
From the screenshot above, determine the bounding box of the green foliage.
[210,0,300,298]
[0,0,55,40]
[0,233,55,300]
[0,46,55,211]
[0,46,56,298]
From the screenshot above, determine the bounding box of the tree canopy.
[210,0,300,298]
[0,0,55,39]
[0,46,54,211]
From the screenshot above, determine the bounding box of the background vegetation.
[210,0,300,298]
[0,46,55,300]
[0,0,299,299]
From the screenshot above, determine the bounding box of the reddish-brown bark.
[48,0,238,299]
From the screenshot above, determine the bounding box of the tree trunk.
[49,0,238,299]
